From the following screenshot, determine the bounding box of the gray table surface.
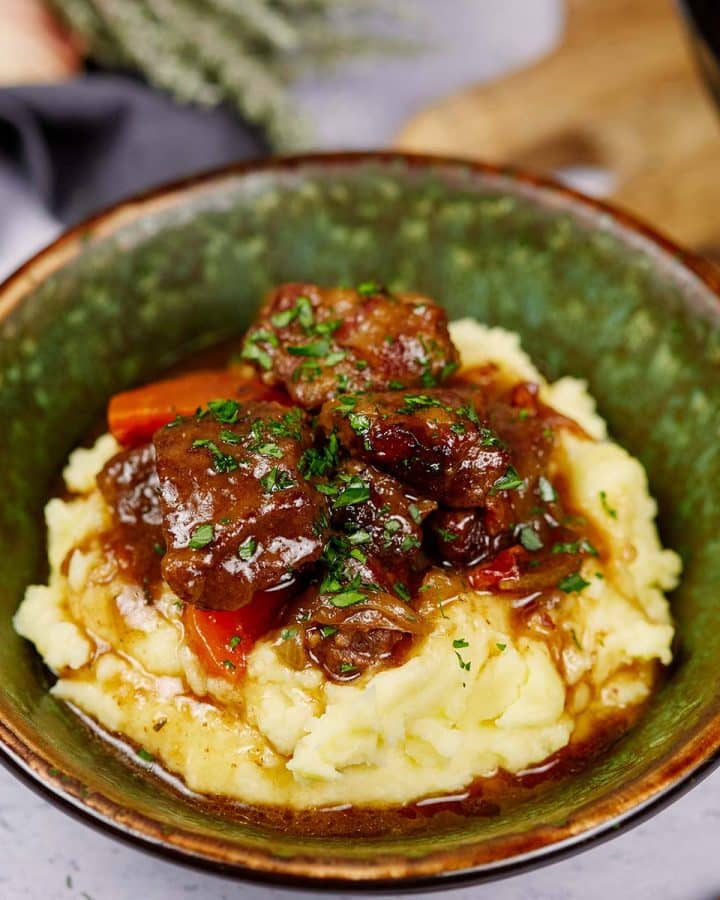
[2,2,718,896]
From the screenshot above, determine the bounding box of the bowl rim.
[1,149,719,889]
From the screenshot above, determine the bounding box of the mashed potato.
[13,321,680,808]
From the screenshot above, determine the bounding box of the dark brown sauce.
[77,704,641,839]
[67,341,658,836]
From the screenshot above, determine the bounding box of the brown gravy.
[65,340,655,836]
[73,702,643,838]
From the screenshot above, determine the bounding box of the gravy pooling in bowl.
[14,283,680,821]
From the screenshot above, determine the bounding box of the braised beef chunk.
[319,388,510,507]
[97,443,162,529]
[283,568,426,681]
[427,508,511,567]
[152,400,329,610]
[241,282,460,409]
[330,460,435,578]
[306,624,406,681]
[96,282,604,683]
[97,443,164,584]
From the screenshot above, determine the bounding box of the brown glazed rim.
[1,151,720,890]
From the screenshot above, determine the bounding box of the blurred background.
[1,0,718,281]
[2,2,720,899]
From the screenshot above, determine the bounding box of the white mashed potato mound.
[13,321,680,808]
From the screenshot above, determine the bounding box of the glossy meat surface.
[427,508,509,567]
[98,443,162,529]
[330,460,435,580]
[152,401,329,610]
[96,283,602,683]
[97,443,164,584]
[318,388,511,507]
[241,282,460,408]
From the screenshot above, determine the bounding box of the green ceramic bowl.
[1,153,719,890]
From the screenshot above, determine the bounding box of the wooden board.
[395,0,720,258]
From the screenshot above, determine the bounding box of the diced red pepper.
[182,580,297,682]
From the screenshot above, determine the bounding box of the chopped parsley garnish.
[397,393,445,414]
[292,360,321,383]
[455,651,471,672]
[313,318,342,336]
[347,528,371,545]
[348,412,371,437]
[333,476,371,509]
[408,503,422,524]
[280,627,298,641]
[228,635,242,650]
[335,395,359,415]
[219,428,241,444]
[152,542,165,556]
[339,662,358,674]
[260,467,295,493]
[329,589,367,608]
[191,439,239,473]
[394,581,411,602]
[137,748,154,763]
[316,482,339,496]
[222,659,236,670]
[271,308,296,328]
[519,525,543,551]
[241,333,275,370]
[299,433,340,478]
[357,280,382,296]
[453,638,469,649]
[350,547,367,563]
[400,535,421,552]
[237,537,257,561]
[258,407,304,441]
[458,402,480,425]
[207,398,241,424]
[599,490,618,519]
[538,476,557,503]
[255,441,283,458]
[441,361,460,381]
[320,625,338,638]
[479,427,504,447]
[271,295,314,330]
[287,339,332,358]
[188,523,214,550]
[551,539,598,556]
[388,379,405,390]
[558,572,590,593]
[490,466,524,494]
[384,519,402,536]
[336,373,350,391]
[295,296,315,329]
[437,527,458,543]
[450,422,466,435]
[496,642,507,652]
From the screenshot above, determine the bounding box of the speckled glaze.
[1,153,719,889]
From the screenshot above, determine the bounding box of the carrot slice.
[108,370,284,447]
[182,582,296,682]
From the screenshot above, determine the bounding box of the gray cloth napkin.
[0,73,266,280]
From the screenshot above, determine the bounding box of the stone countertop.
[1,766,719,899]
[3,1,718,897]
